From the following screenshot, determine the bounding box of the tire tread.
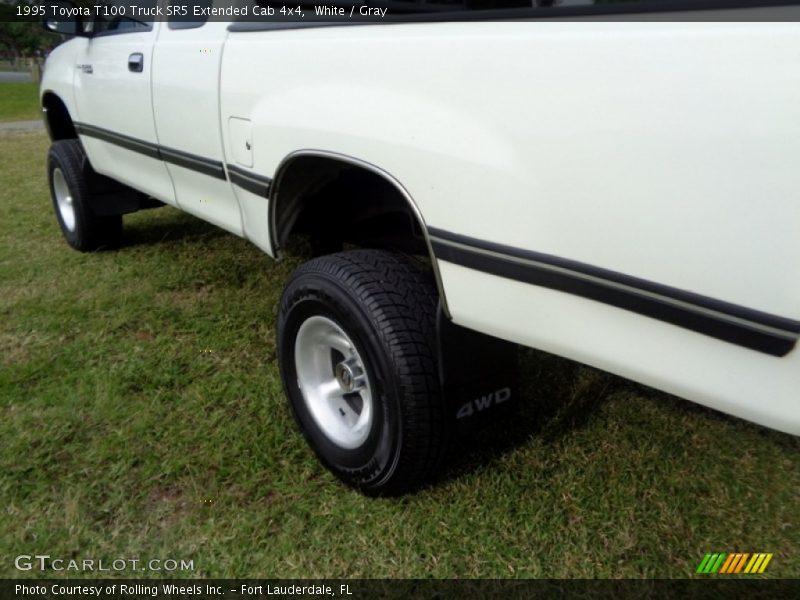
[283,249,449,494]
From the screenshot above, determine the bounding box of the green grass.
[0,82,39,122]
[1,131,799,579]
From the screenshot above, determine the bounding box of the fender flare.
[268,149,451,318]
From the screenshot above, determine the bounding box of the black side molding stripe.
[159,146,225,180]
[75,123,272,191]
[75,122,160,160]
[428,227,800,357]
[226,164,271,197]
[75,122,225,180]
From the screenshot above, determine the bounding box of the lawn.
[1,131,798,579]
[0,82,39,122]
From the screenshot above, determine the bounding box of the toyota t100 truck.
[39,0,800,494]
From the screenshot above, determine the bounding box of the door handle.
[128,53,144,73]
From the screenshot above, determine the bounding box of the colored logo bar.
[696,553,773,574]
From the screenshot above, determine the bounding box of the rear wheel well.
[271,155,429,257]
[42,92,77,141]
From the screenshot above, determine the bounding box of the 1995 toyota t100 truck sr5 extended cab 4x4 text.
[39,1,800,494]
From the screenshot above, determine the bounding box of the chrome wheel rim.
[52,168,76,232]
[294,315,373,449]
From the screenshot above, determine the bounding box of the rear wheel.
[277,249,450,495]
[48,139,122,251]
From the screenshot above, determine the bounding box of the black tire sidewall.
[47,139,122,251]
[48,142,89,249]
[278,274,403,488]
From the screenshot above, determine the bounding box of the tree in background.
[0,0,56,81]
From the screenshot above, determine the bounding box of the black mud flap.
[83,159,156,216]
[437,306,519,436]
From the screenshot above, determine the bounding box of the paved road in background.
[0,72,32,83]
[0,120,44,132]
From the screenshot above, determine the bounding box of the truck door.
[72,9,176,205]
[151,16,243,236]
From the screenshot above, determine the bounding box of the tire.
[277,249,450,495]
[48,139,122,251]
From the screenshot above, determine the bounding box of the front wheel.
[48,139,122,251]
[277,250,451,495]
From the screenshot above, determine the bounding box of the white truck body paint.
[73,28,177,204]
[41,17,800,435]
[152,21,244,235]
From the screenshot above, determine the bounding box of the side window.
[92,1,151,36]
[168,0,212,30]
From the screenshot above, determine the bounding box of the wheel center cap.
[335,361,356,392]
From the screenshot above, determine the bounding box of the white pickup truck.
[40,1,800,494]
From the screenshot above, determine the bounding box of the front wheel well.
[42,92,77,141]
